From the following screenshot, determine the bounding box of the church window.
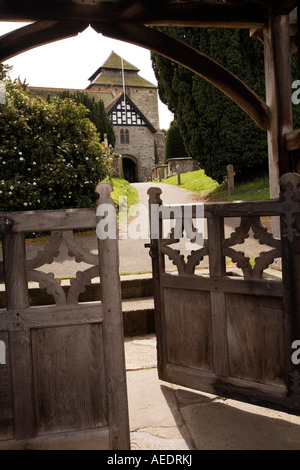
[120,129,130,144]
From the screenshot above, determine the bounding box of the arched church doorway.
[122,157,138,183]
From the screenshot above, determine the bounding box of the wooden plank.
[164,363,287,399]
[0,198,283,234]
[156,198,282,220]
[269,1,297,15]
[164,288,213,372]
[9,330,36,440]
[207,217,226,277]
[94,22,270,130]
[96,182,130,451]
[0,208,96,233]
[0,332,13,440]
[0,427,109,450]
[0,303,104,331]
[160,273,283,297]
[264,14,294,196]
[147,187,168,380]
[279,174,300,385]
[285,128,300,152]
[31,323,107,434]
[2,232,29,310]
[226,293,285,386]
[211,293,229,377]
[0,1,266,27]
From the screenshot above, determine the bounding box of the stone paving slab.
[124,334,300,451]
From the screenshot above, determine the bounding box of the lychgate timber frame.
[1,0,300,448]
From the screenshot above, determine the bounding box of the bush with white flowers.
[0,80,113,211]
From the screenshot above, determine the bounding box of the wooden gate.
[147,173,300,413]
[0,182,130,450]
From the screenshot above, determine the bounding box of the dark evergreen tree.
[57,90,115,147]
[151,27,269,183]
[164,120,188,163]
[152,26,300,184]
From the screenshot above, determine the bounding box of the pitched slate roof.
[89,51,139,80]
[87,51,156,89]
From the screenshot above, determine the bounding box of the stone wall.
[128,88,160,130]
[114,126,156,181]
[167,157,199,176]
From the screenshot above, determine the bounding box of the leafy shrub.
[0,80,112,211]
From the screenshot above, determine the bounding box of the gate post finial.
[147,186,163,206]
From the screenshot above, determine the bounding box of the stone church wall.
[114,126,156,182]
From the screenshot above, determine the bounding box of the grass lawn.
[105,177,139,208]
[159,170,270,201]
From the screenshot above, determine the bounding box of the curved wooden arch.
[0,20,269,130]
[92,22,269,130]
[0,21,88,61]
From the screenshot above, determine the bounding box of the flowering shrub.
[0,80,113,211]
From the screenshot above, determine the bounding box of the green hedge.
[0,80,112,211]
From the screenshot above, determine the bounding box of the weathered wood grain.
[0,182,130,449]
[0,332,13,440]
[31,323,107,434]
[0,208,96,232]
[160,273,283,297]
[0,1,267,27]
[2,232,29,310]
[226,293,285,386]
[0,427,109,450]
[164,288,213,371]
[164,363,287,400]
[0,303,104,331]
[148,173,300,412]
[96,182,130,450]
[264,14,294,198]
[211,293,229,377]
[9,330,37,440]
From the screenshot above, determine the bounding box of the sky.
[0,22,174,130]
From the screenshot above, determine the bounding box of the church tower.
[86,51,165,182]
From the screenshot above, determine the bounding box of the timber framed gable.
[108,93,157,133]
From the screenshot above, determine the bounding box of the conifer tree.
[152,27,300,183]
[164,120,188,163]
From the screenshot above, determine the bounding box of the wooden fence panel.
[147,172,300,413]
[0,182,130,450]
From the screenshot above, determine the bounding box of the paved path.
[126,334,300,450]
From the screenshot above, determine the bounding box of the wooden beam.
[92,22,269,130]
[0,21,88,61]
[264,14,294,198]
[285,128,300,151]
[0,1,266,27]
[268,0,298,15]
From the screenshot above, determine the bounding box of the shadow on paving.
[160,385,300,450]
